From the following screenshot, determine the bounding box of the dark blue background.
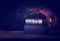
[0,0,60,31]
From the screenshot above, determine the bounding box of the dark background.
[0,0,60,31]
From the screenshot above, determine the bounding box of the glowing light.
[37,20,42,24]
[25,19,42,24]
[25,19,31,23]
[49,18,52,22]
[28,19,32,23]
[25,19,29,23]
